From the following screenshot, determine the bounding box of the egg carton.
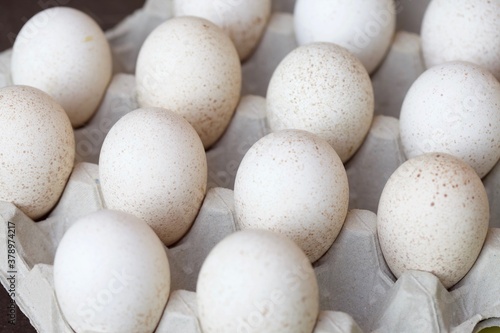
[1,137,499,333]
[1,0,500,332]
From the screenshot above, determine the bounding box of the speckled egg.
[173,0,271,60]
[99,107,207,246]
[0,85,74,220]
[377,153,489,288]
[421,0,500,81]
[399,61,500,178]
[135,16,241,148]
[234,129,349,262]
[11,7,112,127]
[294,0,396,74]
[266,42,374,162]
[54,210,170,333]
[197,229,319,333]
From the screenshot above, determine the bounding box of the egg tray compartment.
[1,0,500,331]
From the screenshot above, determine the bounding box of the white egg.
[421,0,500,81]
[0,85,74,220]
[400,61,500,178]
[266,42,374,162]
[294,0,396,74]
[135,16,241,148]
[54,209,170,333]
[11,7,112,127]
[377,153,489,288]
[173,0,272,60]
[197,229,319,333]
[99,107,207,246]
[234,129,349,262]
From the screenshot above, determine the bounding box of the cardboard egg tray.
[1,0,499,332]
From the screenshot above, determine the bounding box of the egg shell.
[377,153,489,288]
[135,16,242,148]
[99,107,207,246]
[197,229,319,333]
[266,42,374,162]
[399,61,500,178]
[0,85,74,220]
[234,129,349,263]
[54,209,170,333]
[173,0,272,61]
[421,0,500,81]
[294,0,396,74]
[11,7,112,128]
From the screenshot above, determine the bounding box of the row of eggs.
[1,0,499,332]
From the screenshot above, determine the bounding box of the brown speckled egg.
[135,16,242,148]
[173,0,271,61]
[266,42,374,162]
[377,153,489,288]
[234,129,349,263]
[99,107,207,246]
[11,7,112,127]
[421,0,500,81]
[197,229,319,333]
[0,85,75,220]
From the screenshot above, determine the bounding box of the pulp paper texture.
[1,0,500,332]
[206,95,269,189]
[74,73,138,165]
[483,162,500,229]
[271,0,295,13]
[396,0,432,34]
[106,0,172,74]
[0,48,11,88]
[241,12,297,97]
[371,31,426,119]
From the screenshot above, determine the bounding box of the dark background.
[0,2,145,331]
[0,1,145,52]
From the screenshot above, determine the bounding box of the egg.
[293,0,396,74]
[399,61,500,178]
[421,0,500,81]
[54,209,170,333]
[135,16,241,148]
[377,153,489,288]
[173,0,272,61]
[99,107,207,246]
[11,7,112,127]
[234,129,349,262]
[266,42,374,162]
[197,229,319,333]
[0,85,74,220]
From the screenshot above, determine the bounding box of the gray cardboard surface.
[105,0,172,74]
[156,290,202,333]
[0,48,11,89]
[346,115,406,213]
[74,73,138,164]
[371,31,426,119]
[483,163,500,228]
[396,0,431,34]
[241,12,297,97]
[206,95,269,189]
[271,0,295,13]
